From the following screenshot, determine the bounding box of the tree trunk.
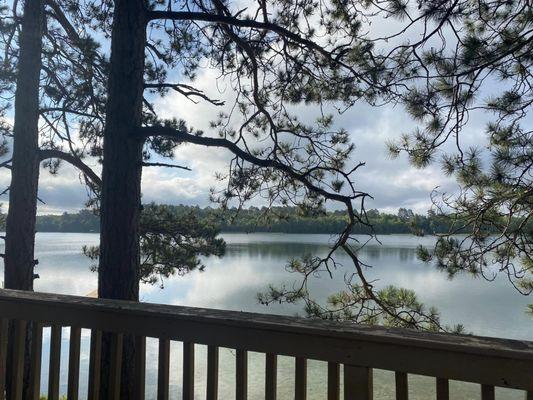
[4,0,43,291]
[98,0,146,397]
[3,1,44,399]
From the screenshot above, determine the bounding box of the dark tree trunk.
[4,0,43,291]
[3,1,44,399]
[98,0,146,397]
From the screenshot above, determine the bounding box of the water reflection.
[1,232,529,337]
[0,232,531,400]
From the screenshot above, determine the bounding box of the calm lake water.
[1,232,531,400]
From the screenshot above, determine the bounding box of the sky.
[0,2,495,216]
[0,65,488,216]
[2,92,484,216]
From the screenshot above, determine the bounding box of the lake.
[1,232,531,400]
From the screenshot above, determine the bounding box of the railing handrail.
[1,288,532,390]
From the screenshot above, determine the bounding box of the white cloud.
[1,59,492,215]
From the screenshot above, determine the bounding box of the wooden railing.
[0,289,532,400]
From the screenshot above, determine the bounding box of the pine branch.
[38,149,101,187]
[141,161,191,171]
[137,126,359,206]
[144,83,224,106]
[146,9,366,83]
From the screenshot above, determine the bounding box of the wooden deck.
[0,289,532,400]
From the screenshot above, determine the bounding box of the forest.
[0,206,462,235]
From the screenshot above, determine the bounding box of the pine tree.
[382,0,532,308]
[76,0,434,392]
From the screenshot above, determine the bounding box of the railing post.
[206,345,219,400]
[182,342,195,400]
[395,372,408,400]
[327,363,340,400]
[134,336,146,400]
[157,338,170,400]
[88,329,102,400]
[481,385,495,400]
[265,353,277,400]
[436,378,449,400]
[11,320,27,400]
[236,349,248,400]
[48,325,62,400]
[108,333,124,400]
[295,357,307,400]
[29,322,44,400]
[68,326,82,400]
[344,365,373,400]
[0,319,9,400]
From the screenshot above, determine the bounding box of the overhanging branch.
[144,83,224,106]
[45,0,82,43]
[142,162,191,171]
[147,10,337,62]
[38,149,102,187]
[137,126,357,206]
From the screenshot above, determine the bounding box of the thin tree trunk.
[3,1,44,399]
[98,0,146,397]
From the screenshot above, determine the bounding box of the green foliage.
[0,206,482,236]
[82,204,225,287]
[37,209,100,232]
[138,204,225,286]
[261,281,465,332]
[384,0,533,308]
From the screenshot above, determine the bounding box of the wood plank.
[108,333,123,400]
[134,336,146,400]
[11,320,27,400]
[344,365,372,400]
[481,384,495,400]
[182,342,194,400]
[29,322,44,400]
[436,378,449,400]
[88,329,102,400]
[236,349,247,400]
[327,363,340,400]
[157,338,170,400]
[3,289,533,391]
[295,357,307,400]
[395,372,408,400]
[0,319,9,400]
[68,326,82,400]
[265,353,277,400]
[48,325,62,400]
[206,345,219,400]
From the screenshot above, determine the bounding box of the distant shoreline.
[0,205,458,235]
[30,230,436,235]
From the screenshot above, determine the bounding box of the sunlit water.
[1,232,531,400]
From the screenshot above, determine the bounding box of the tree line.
[0,206,462,235]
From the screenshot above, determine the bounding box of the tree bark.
[98,0,146,397]
[4,0,43,291]
[3,1,44,399]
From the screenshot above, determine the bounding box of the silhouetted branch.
[38,149,101,187]
[141,161,191,171]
